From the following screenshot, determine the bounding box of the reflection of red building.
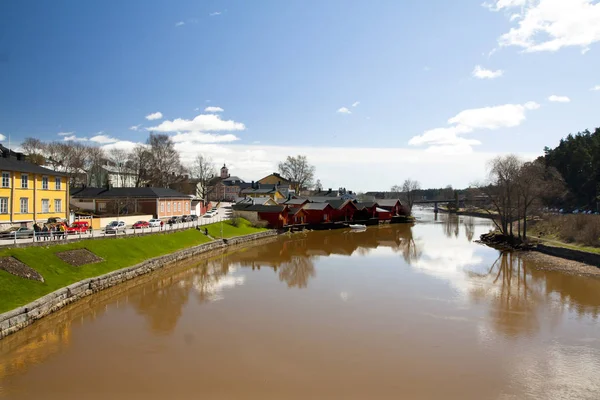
[302,203,334,224]
[326,199,358,222]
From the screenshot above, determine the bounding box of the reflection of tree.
[443,214,460,238]
[401,236,421,265]
[278,256,316,288]
[464,217,475,242]
[130,274,192,335]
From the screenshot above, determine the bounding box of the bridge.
[413,199,458,213]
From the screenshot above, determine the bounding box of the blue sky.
[1,0,599,190]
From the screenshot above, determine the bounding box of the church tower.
[220,164,229,179]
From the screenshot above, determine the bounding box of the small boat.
[348,224,366,230]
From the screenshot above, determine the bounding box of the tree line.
[21,134,185,188]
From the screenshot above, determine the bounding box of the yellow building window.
[0,198,7,214]
[1,172,9,188]
[42,199,49,213]
[55,177,61,190]
[21,174,28,189]
[42,176,49,190]
[20,198,28,213]
[55,199,62,213]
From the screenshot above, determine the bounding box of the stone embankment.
[0,230,277,340]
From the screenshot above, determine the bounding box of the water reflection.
[2,215,600,399]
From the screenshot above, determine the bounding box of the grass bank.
[0,219,266,313]
[529,214,600,254]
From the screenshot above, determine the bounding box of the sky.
[1,0,599,191]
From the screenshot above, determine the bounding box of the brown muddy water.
[1,211,600,400]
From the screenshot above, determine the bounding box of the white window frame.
[41,199,49,213]
[1,172,10,188]
[42,176,49,190]
[55,177,61,190]
[21,174,28,189]
[0,198,7,214]
[161,202,165,213]
[54,199,62,213]
[167,202,171,212]
[20,198,28,214]
[178,202,181,212]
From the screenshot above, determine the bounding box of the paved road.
[0,203,233,247]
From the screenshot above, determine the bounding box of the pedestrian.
[160,220,164,231]
[42,224,49,241]
[59,223,66,240]
[33,223,41,241]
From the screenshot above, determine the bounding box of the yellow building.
[240,185,285,201]
[257,172,292,186]
[0,148,68,225]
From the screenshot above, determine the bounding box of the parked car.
[181,215,192,222]
[0,227,34,239]
[148,218,163,227]
[167,216,182,224]
[67,221,90,234]
[189,214,198,221]
[105,221,126,234]
[132,221,150,229]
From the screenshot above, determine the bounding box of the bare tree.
[106,148,131,187]
[128,144,152,187]
[479,155,522,237]
[278,155,315,193]
[83,146,106,187]
[401,178,421,213]
[21,137,46,165]
[146,133,181,187]
[314,179,323,192]
[190,154,216,199]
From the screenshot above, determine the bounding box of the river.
[1,211,600,400]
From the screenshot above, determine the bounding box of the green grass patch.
[0,219,267,313]
[535,236,600,255]
[205,218,267,238]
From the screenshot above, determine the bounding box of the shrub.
[251,220,269,229]
[229,217,241,227]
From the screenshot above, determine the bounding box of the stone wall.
[535,244,600,267]
[0,230,277,340]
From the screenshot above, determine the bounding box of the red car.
[132,221,150,229]
[66,221,90,234]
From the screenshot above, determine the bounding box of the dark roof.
[222,175,244,182]
[303,202,333,211]
[241,187,283,194]
[0,155,67,176]
[312,190,339,197]
[377,199,402,207]
[284,198,309,205]
[355,202,377,210]
[71,187,190,199]
[325,199,357,210]
[307,196,344,203]
[289,207,306,216]
[236,204,286,213]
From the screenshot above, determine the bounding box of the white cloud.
[472,65,504,79]
[129,125,142,131]
[175,21,185,27]
[145,112,163,121]
[101,140,140,152]
[57,131,74,136]
[147,113,245,132]
[548,95,571,103]
[204,106,224,113]
[89,134,119,144]
[0,134,6,141]
[63,135,88,142]
[209,11,222,16]
[488,0,600,52]
[409,101,540,153]
[352,101,360,107]
[171,132,239,143]
[590,85,600,91]
[337,107,351,114]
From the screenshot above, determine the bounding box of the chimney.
[328,188,332,194]
[251,180,255,189]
